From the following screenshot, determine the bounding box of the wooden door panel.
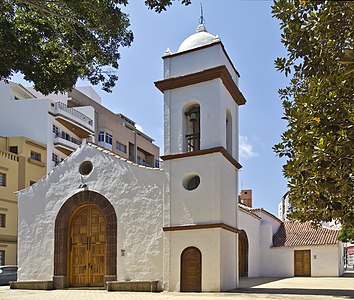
[181,247,201,292]
[239,239,245,277]
[71,245,87,287]
[294,250,311,277]
[89,244,105,286]
[69,205,106,287]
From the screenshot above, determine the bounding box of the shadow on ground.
[228,276,354,298]
[229,287,354,298]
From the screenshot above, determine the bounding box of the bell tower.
[155,22,246,292]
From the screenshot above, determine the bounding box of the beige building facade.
[0,136,47,265]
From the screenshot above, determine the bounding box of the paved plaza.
[0,276,353,300]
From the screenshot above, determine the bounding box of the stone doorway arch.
[54,191,117,288]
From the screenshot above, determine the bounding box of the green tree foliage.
[272,0,354,240]
[338,224,354,243]
[0,0,190,94]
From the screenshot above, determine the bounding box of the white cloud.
[239,135,257,159]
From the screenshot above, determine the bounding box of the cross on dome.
[177,5,220,53]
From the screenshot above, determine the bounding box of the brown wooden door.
[238,231,248,278]
[294,250,311,277]
[239,238,245,277]
[180,247,201,292]
[69,205,106,287]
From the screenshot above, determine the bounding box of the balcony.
[53,132,81,156]
[51,102,94,138]
[0,150,19,162]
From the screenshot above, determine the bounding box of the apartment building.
[67,87,160,167]
[0,81,159,265]
[0,136,46,265]
[278,192,290,222]
[0,81,95,172]
[0,81,159,169]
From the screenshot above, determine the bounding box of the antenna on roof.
[199,3,205,25]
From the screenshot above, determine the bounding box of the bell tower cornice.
[155,65,246,106]
[161,146,242,170]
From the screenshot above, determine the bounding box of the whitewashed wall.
[17,143,165,283]
[169,229,238,292]
[164,80,238,158]
[164,43,239,85]
[167,153,237,227]
[238,210,261,277]
[253,210,282,236]
[261,245,343,277]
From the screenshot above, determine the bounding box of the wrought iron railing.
[185,133,200,152]
[55,132,81,145]
[55,102,93,126]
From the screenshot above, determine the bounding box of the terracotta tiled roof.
[238,204,261,219]
[272,221,340,247]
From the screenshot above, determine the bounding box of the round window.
[183,174,201,191]
[79,161,93,176]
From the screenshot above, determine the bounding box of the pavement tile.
[0,277,353,300]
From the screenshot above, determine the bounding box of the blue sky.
[14,0,289,216]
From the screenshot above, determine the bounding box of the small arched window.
[184,105,200,152]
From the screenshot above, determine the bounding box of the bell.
[189,112,198,122]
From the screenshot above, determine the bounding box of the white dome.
[178,24,220,52]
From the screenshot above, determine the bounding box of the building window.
[98,131,112,145]
[52,153,59,166]
[105,133,112,145]
[9,146,18,154]
[79,161,93,176]
[0,214,5,227]
[30,151,41,161]
[182,174,201,191]
[0,173,6,187]
[98,131,105,142]
[155,159,160,168]
[53,124,59,136]
[116,141,127,153]
[0,250,4,266]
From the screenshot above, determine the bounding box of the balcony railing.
[0,150,19,162]
[185,133,200,152]
[55,132,81,146]
[55,102,93,126]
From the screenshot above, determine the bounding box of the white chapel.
[14,22,344,292]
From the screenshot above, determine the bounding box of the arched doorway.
[238,230,249,278]
[180,247,201,292]
[69,205,106,287]
[54,191,117,288]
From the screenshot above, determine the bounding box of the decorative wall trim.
[154,65,246,106]
[0,198,17,204]
[25,140,46,150]
[0,234,17,243]
[161,146,242,170]
[163,223,240,234]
